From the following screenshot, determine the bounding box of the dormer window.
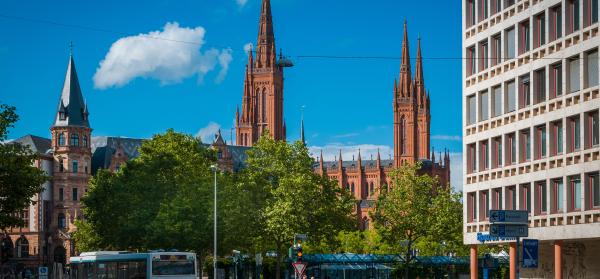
[59,112,66,120]
[82,136,88,147]
[58,133,66,146]
[70,134,79,146]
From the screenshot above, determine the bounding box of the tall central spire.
[398,21,412,98]
[53,54,89,128]
[256,0,276,69]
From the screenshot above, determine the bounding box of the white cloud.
[196,122,221,143]
[236,0,248,7]
[332,133,360,139]
[243,43,253,54]
[431,135,462,141]
[93,22,233,89]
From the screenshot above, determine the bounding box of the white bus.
[69,251,198,279]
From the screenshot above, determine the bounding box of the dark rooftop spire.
[53,53,89,128]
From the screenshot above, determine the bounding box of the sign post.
[522,239,539,268]
[292,262,307,279]
[489,210,529,279]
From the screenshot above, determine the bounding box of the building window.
[569,56,581,93]
[492,85,502,117]
[519,20,530,55]
[59,158,64,172]
[506,186,517,210]
[568,175,582,211]
[551,178,564,213]
[550,62,563,98]
[567,0,581,34]
[534,12,546,48]
[15,237,28,258]
[479,40,489,71]
[588,172,600,208]
[73,188,78,201]
[467,46,476,76]
[351,183,355,194]
[58,213,66,229]
[492,136,502,168]
[534,68,546,104]
[586,110,599,148]
[504,0,515,7]
[83,135,88,147]
[401,117,406,154]
[584,0,599,27]
[478,0,489,22]
[585,50,599,88]
[505,27,516,60]
[58,133,65,146]
[72,160,78,173]
[534,124,547,159]
[467,192,477,222]
[535,181,548,215]
[479,90,489,121]
[479,140,489,171]
[479,190,489,221]
[505,133,517,165]
[491,0,502,15]
[491,34,502,66]
[520,184,532,213]
[467,0,476,27]
[567,115,581,152]
[550,5,563,41]
[70,133,79,146]
[58,188,64,201]
[467,95,477,124]
[518,74,530,109]
[505,80,516,112]
[519,129,531,162]
[467,143,477,174]
[551,120,564,156]
[492,188,503,210]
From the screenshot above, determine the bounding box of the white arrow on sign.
[292,262,307,278]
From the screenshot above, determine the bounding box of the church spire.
[414,37,426,107]
[256,0,276,69]
[53,53,89,128]
[398,20,412,99]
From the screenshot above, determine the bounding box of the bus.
[69,251,198,279]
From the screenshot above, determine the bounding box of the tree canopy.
[0,103,47,229]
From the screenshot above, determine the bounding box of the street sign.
[489,210,528,223]
[522,239,539,268]
[39,266,48,279]
[489,223,528,237]
[292,262,307,278]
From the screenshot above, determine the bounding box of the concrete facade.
[462,0,600,278]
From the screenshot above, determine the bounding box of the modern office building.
[462,0,600,278]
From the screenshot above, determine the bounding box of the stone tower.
[393,22,431,167]
[49,53,92,263]
[236,0,285,146]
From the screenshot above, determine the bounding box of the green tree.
[74,130,218,264]
[370,163,464,278]
[222,134,354,279]
[0,103,47,229]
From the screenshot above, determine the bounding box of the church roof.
[11,135,52,155]
[53,55,89,128]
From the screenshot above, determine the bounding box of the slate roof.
[11,135,52,155]
[52,55,89,128]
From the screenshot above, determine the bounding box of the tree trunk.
[275,243,283,279]
[404,244,412,279]
[198,250,204,279]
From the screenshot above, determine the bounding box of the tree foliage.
[0,103,47,229]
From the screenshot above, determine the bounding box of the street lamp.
[211,164,218,279]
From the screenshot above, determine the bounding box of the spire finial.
[300,105,306,145]
[69,41,74,56]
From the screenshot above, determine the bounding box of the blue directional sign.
[489,210,528,223]
[522,239,539,268]
[489,223,528,237]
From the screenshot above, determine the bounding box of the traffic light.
[296,245,303,262]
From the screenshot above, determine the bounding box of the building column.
[470,245,478,279]
[555,240,563,279]
[509,242,517,279]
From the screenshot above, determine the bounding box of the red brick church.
[234,0,451,227]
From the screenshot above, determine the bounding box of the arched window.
[58,133,65,146]
[370,182,375,196]
[15,236,29,258]
[351,183,355,194]
[58,158,64,172]
[261,88,267,122]
[54,246,66,265]
[400,117,407,155]
[82,135,88,147]
[361,217,369,230]
[1,237,14,260]
[70,133,79,146]
[72,160,78,173]
[345,183,350,191]
[58,213,66,229]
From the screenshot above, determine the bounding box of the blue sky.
[0,0,464,189]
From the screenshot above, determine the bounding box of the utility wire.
[1,13,597,61]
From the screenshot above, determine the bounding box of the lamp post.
[211,164,218,279]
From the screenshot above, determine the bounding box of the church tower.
[49,53,92,262]
[393,22,430,167]
[236,0,285,146]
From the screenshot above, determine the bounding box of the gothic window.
[58,213,66,229]
[83,135,88,147]
[361,217,369,230]
[58,133,66,146]
[351,183,355,194]
[401,117,407,155]
[70,133,79,146]
[261,88,267,122]
[15,237,28,258]
[72,160,78,173]
[0,237,13,260]
[370,182,375,196]
[59,158,64,172]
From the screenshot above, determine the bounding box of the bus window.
[151,259,195,276]
[106,262,117,279]
[85,263,95,279]
[117,263,128,279]
[128,261,146,279]
[98,263,107,279]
